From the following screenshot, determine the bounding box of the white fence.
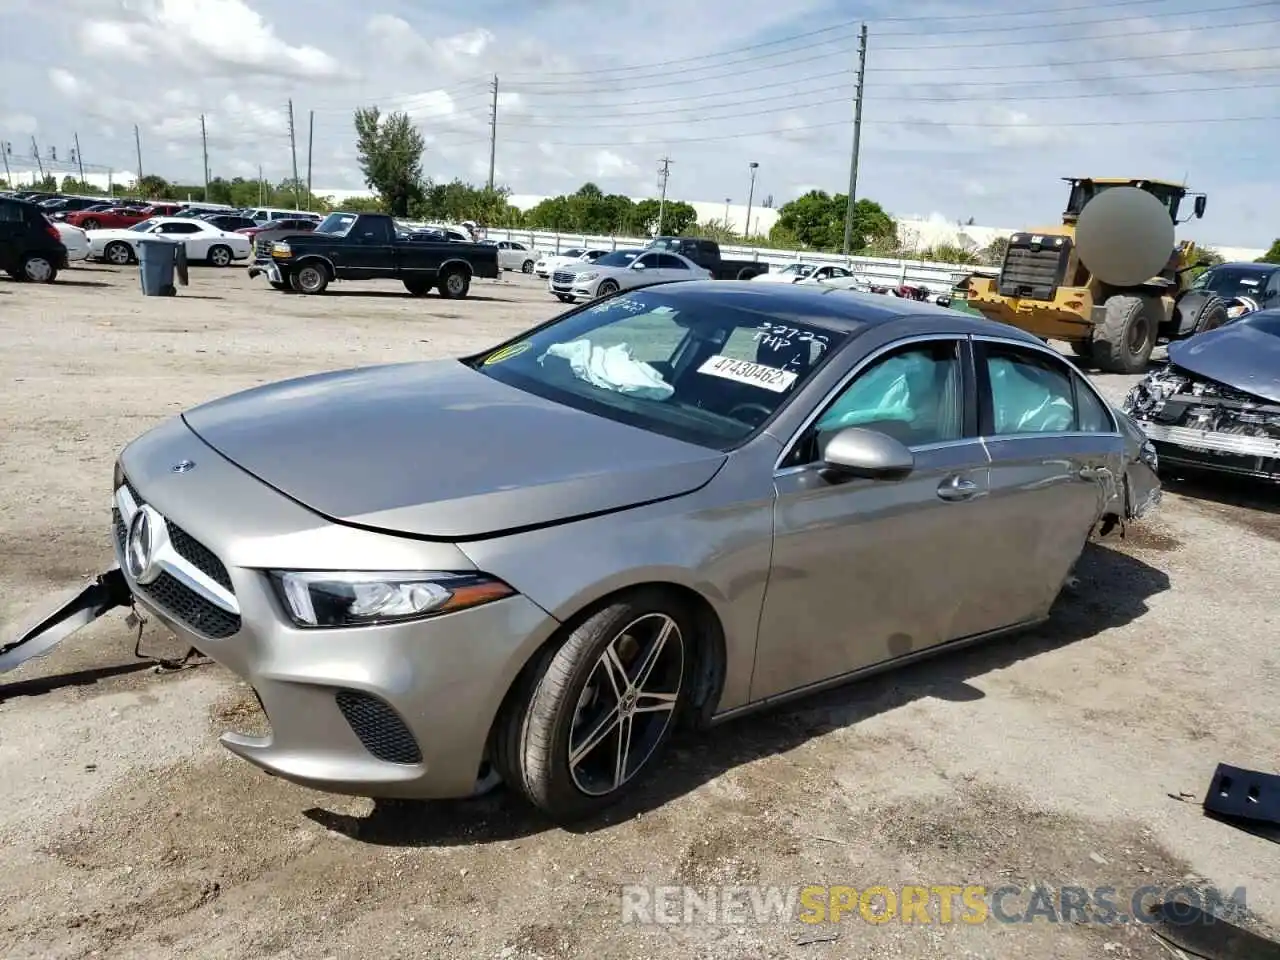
[482,227,998,292]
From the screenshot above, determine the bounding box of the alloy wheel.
[567,613,683,797]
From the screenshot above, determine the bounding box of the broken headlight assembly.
[1123,369,1189,419]
[268,571,514,628]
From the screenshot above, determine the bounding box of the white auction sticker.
[697,355,798,393]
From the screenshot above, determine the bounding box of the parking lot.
[1,263,1278,959]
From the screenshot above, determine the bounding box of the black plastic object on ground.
[0,569,132,675]
[1203,763,1280,842]
[1147,899,1280,960]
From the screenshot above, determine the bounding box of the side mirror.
[819,427,915,482]
[1194,195,1207,219]
[632,261,646,270]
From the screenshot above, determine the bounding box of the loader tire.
[1092,294,1160,375]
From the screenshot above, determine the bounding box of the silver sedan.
[10,281,1161,823]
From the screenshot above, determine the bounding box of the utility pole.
[2,141,12,186]
[73,133,86,184]
[258,163,264,206]
[134,124,143,183]
[656,156,673,236]
[31,137,45,181]
[723,198,731,228]
[487,74,499,191]
[306,109,314,208]
[841,23,868,257]
[200,114,209,199]
[287,99,300,209]
[745,161,759,242]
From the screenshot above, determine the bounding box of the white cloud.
[79,0,347,79]
[593,150,636,178]
[0,112,38,136]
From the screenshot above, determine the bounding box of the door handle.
[937,475,978,502]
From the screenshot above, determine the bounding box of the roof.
[1214,261,1278,272]
[644,280,1043,343]
[1063,176,1189,189]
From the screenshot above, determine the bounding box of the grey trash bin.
[137,237,178,296]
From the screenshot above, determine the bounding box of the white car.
[246,208,323,224]
[548,248,710,302]
[534,247,609,279]
[54,222,90,262]
[88,217,253,267]
[482,239,537,273]
[754,262,858,284]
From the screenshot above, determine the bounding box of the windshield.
[647,238,679,251]
[560,248,584,259]
[1193,266,1274,299]
[128,218,159,232]
[780,264,816,276]
[314,213,357,236]
[471,288,849,449]
[593,250,642,268]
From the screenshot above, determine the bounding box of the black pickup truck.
[258,211,499,297]
[644,237,769,281]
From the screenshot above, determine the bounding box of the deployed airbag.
[540,339,675,400]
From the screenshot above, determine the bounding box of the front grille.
[335,690,423,764]
[114,479,241,639]
[552,270,576,285]
[254,237,272,258]
[997,233,1072,300]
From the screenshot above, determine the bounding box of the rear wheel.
[1092,294,1160,374]
[206,244,232,268]
[81,218,101,230]
[437,267,470,299]
[522,259,534,274]
[491,589,692,823]
[1191,295,1229,335]
[19,254,57,283]
[104,241,133,266]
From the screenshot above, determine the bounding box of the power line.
[499,0,1259,79]
[500,0,1276,82]
[866,42,1278,74]
[421,113,1280,150]
[486,80,1280,129]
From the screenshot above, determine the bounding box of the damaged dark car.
[1123,308,1280,482]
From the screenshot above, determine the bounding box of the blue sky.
[2,0,1277,247]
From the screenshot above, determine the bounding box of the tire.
[492,588,692,823]
[293,262,329,295]
[522,259,534,274]
[596,279,619,298]
[437,267,470,299]
[1092,294,1160,375]
[81,218,100,230]
[19,254,57,283]
[206,244,232,268]
[555,294,574,303]
[403,278,431,297]
[104,241,134,266]
[1191,295,1229,336]
[269,280,288,291]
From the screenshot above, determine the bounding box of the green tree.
[1255,239,1280,264]
[920,243,982,265]
[658,201,698,235]
[980,236,1010,266]
[773,191,894,252]
[61,176,104,196]
[134,174,171,199]
[353,106,426,217]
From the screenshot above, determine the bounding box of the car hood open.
[1168,316,1280,404]
[181,359,726,540]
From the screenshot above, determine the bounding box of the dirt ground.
[1,262,1277,959]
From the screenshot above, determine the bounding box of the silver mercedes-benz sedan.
[8,281,1161,823]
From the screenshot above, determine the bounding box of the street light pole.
[723,197,731,228]
[745,161,758,242]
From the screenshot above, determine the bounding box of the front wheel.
[80,218,101,230]
[596,279,619,298]
[492,589,691,823]
[1092,294,1160,374]
[522,259,534,274]
[293,263,329,294]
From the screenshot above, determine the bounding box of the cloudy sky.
[2,0,1278,246]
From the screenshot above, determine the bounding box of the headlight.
[1139,439,1158,472]
[271,241,291,257]
[269,570,514,628]
[576,271,599,282]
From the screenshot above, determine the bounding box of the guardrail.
[479,227,999,291]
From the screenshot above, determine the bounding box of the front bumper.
[109,416,562,798]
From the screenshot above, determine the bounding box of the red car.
[66,202,183,230]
